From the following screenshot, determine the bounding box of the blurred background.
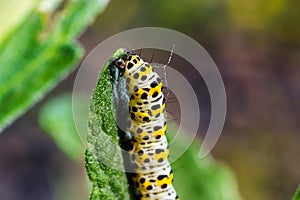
[1,0,299,199]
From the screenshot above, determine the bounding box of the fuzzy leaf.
[86,49,130,200]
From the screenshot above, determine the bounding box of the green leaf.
[0,0,110,132]
[85,49,130,200]
[38,93,84,162]
[293,186,300,200]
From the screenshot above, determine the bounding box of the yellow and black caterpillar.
[111,48,179,200]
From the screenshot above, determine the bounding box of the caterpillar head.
[112,50,142,74]
[112,57,126,72]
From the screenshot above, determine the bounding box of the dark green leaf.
[86,49,130,200]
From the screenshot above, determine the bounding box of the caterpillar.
[110,48,179,200]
